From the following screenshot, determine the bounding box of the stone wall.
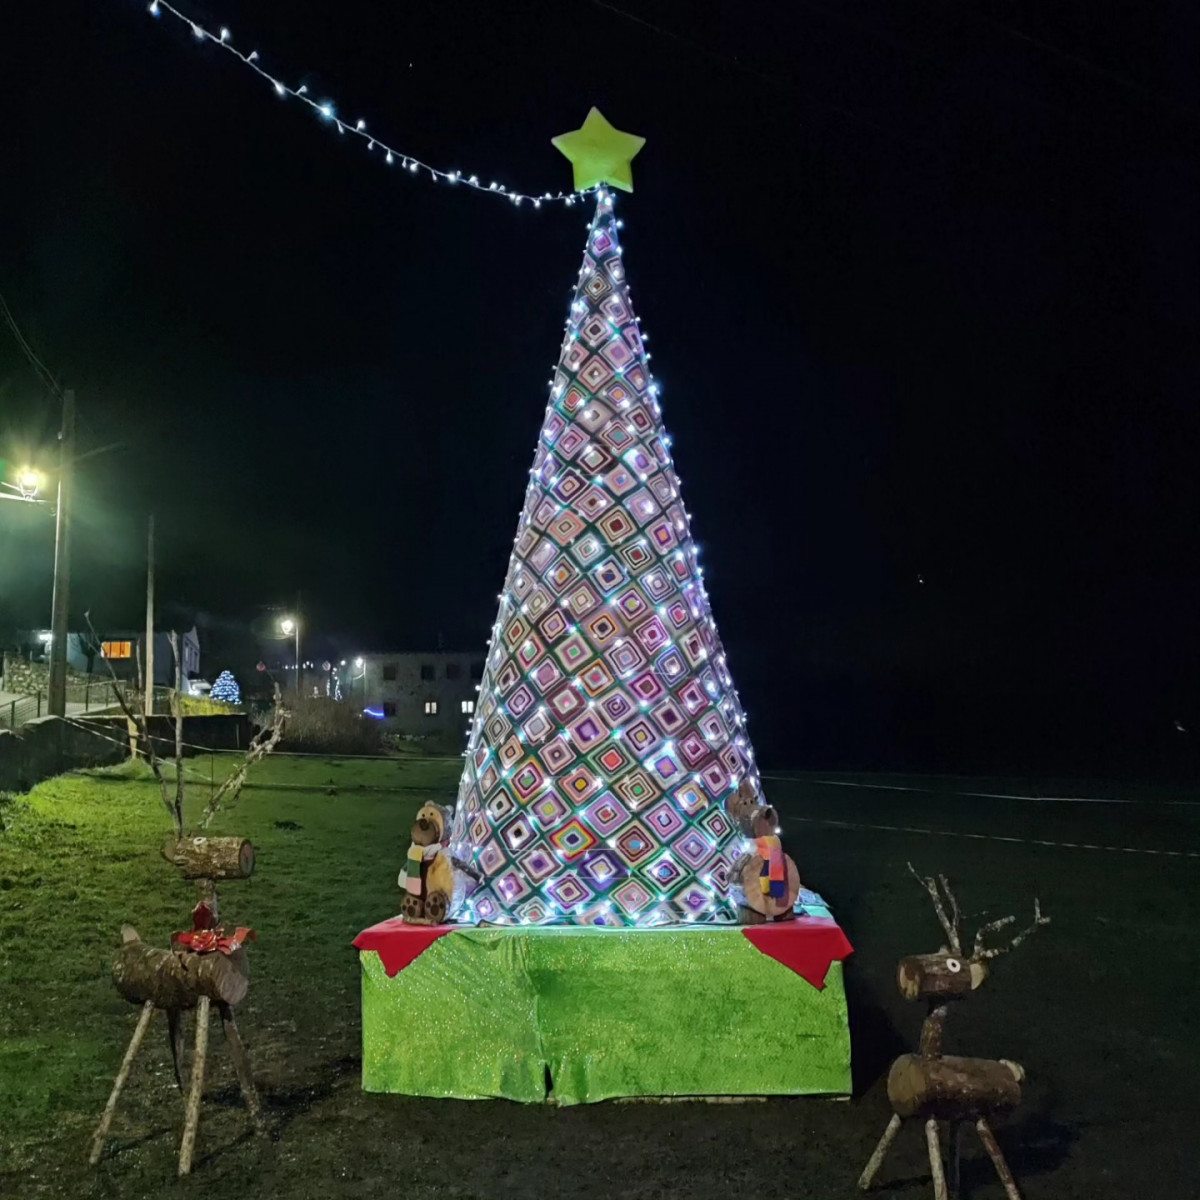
[0,714,252,795]
[0,717,126,794]
[1,652,94,697]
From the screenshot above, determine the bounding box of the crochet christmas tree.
[449,114,758,927]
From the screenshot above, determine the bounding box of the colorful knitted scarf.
[755,835,786,900]
[405,843,440,895]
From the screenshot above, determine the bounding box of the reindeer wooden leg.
[975,1118,1022,1200]
[949,1121,963,1198]
[925,1118,948,1200]
[167,1009,188,1094]
[178,995,210,1176]
[88,1000,155,1166]
[857,1113,902,1190]
[218,1003,264,1133]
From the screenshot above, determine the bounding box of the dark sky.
[2,1,1197,775]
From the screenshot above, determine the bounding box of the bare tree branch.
[84,611,182,839]
[169,632,185,835]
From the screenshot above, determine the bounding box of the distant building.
[353,651,484,739]
[14,627,200,686]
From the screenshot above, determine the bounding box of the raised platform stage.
[353,917,853,1104]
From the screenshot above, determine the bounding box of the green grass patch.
[0,752,460,1167]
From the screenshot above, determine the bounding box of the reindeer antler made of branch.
[972,899,1051,961]
[197,682,288,830]
[907,862,963,955]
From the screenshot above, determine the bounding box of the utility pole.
[295,590,303,698]
[47,389,75,718]
[144,514,155,716]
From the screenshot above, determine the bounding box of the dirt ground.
[1,757,1196,1199]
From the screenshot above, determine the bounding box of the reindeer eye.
[945,957,962,973]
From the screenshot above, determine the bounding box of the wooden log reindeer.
[89,836,264,1176]
[726,779,802,923]
[858,865,1050,1200]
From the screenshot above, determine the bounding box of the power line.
[0,289,63,399]
[947,2,1199,126]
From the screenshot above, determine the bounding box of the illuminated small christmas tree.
[211,670,240,704]
[448,112,758,927]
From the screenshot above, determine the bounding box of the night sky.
[2,1,1197,776]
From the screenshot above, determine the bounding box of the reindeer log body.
[113,927,249,1009]
[888,1054,1023,1121]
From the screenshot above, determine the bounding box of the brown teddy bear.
[399,803,455,925]
[726,779,802,924]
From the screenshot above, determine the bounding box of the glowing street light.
[279,615,301,688]
[17,467,42,499]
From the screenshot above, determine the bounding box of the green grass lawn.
[0,752,458,1183]
[1,758,1196,1199]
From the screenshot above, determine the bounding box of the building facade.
[355,652,484,742]
[12,628,200,686]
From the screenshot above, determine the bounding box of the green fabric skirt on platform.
[360,926,851,1103]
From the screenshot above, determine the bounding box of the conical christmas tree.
[450,170,758,927]
[211,670,240,704]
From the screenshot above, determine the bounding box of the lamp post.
[47,390,75,718]
[279,616,300,694]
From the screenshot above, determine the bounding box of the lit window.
[424,700,439,715]
[101,641,132,659]
[461,699,475,714]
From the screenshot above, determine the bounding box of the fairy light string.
[146,0,592,208]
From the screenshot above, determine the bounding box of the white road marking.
[786,816,1200,859]
[760,775,1200,807]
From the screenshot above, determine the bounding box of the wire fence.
[0,681,182,730]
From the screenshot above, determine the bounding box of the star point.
[552,108,645,194]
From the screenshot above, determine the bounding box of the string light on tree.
[210,670,241,704]
[446,115,759,929]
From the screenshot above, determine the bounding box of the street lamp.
[0,466,46,503]
[17,467,42,499]
[279,616,300,691]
